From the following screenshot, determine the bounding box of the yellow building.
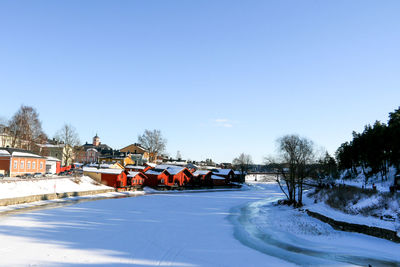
[120,144,151,162]
[98,155,134,166]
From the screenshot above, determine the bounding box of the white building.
[45,156,61,174]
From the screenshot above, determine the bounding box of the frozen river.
[0,184,399,266]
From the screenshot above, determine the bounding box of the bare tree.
[137,129,167,163]
[232,153,253,182]
[54,124,80,166]
[271,134,315,207]
[8,105,47,150]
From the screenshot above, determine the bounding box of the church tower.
[93,133,100,146]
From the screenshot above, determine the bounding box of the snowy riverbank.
[0,176,112,199]
[233,183,400,266]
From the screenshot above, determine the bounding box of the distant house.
[144,165,193,188]
[76,134,113,163]
[46,156,61,174]
[98,153,134,166]
[0,126,30,149]
[0,148,46,177]
[83,167,127,188]
[35,142,73,167]
[120,144,150,162]
[86,148,98,163]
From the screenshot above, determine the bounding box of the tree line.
[336,107,400,183]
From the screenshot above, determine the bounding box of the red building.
[211,169,235,184]
[125,165,152,173]
[127,171,147,187]
[0,148,46,177]
[192,170,213,186]
[144,165,193,188]
[83,167,127,188]
[211,174,227,186]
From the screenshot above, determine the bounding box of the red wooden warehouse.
[127,171,147,188]
[144,165,193,188]
[83,167,128,188]
[211,169,235,184]
[192,170,213,186]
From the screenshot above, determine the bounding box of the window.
[160,179,164,184]
[20,161,24,169]
[32,161,36,169]
[40,162,43,170]
[27,161,31,169]
[13,161,18,169]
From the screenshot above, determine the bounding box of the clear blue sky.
[1,0,399,163]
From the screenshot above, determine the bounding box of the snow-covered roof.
[193,170,211,176]
[125,165,146,170]
[46,156,61,162]
[212,169,233,176]
[146,163,157,168]
[37,143,65,148]
[145,169,164,176]
[0,150,10,157]
[12,151,43,158]
[163,161,188,166]
[127,171,142,178]
[83,167,123,175]
[211,175,226,180]
[154,165,185,175]
[87,163,114,168]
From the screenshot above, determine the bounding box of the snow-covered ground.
[245,174,277,183]
[0,182,399,266]
[0,176,111,199]
[304,190,400,232]
[338,166,398,192]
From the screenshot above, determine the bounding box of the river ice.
[0,183,398,266]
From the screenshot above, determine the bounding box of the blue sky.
[1,0,399,163]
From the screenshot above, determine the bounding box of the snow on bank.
[0,190,145,215]
[0,176,111,199]
[234,183,400,266]
[303,192,400,232]
[338,166,397,193]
